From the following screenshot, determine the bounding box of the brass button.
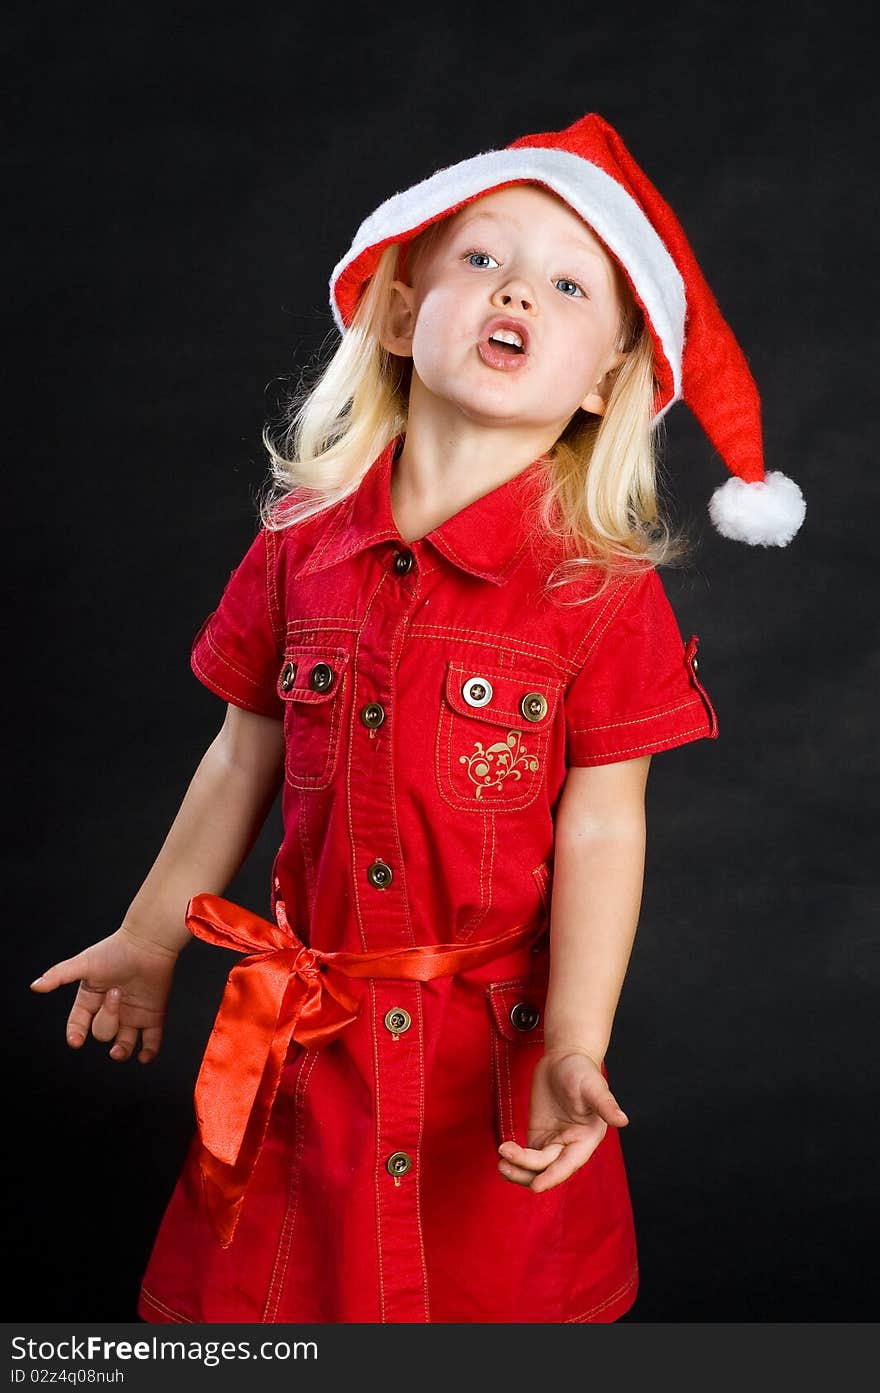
[692,656,699,674]
[367,859,393,889]
[510,1001,541,1032]
[384,1007,412,1035]
[309,662,335,692]
[360,701,386,729]
[280,660,297,692]
[520,691,547,723]
[394,549,414,575]
[462,676,493,707]
[386,1151,413,1177]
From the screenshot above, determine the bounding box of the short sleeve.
[564,568,719,766]
[189,525,285,719]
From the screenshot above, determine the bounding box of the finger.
[91,988,122,1043]
[66,984,113,1048]
[530,1136,599,1194]
[569,1077,629,1129]
[590,1087,629,1128]
[109,1026,140,1062]
[30,953,91,994]
[137,1026,163,1064]
[498,1140,564,1173]
[498,1156,538,1186]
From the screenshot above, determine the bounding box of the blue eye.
[555,278,585,297]
[463,250,500,269]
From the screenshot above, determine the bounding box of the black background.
[6,0,877,1323]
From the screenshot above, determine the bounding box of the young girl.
[30,112,805,1324]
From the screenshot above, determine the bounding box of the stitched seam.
[301,524,400,575]
[197,624,268,691]
[299,500,356,572]
[431,529,520,582]
[563,1269,639,1322]
[414,983,430,1323]
[459,802,495,941]
[484,812,497,934]
[371,980,386,1323]
[501,1023,514,1139]
[264,526,284,655]
[490,1026,503,1144]
[345,574,387,951]
[572,576,643,666]
[569,722,715,760]
[139,1287,195,1323]
[261,1049,318,1320]
[285,619,361,633]
[190,650,280,716]
[571,696,703,733]
[298,775,319,914]
[281,644,352,665]
[385,591,416,946]
[460,809,491,942]
[489,971,549,993]
[409,623,575,672]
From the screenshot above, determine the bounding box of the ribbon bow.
[185,888,547,1247]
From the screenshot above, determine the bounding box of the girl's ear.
[579,349,630,416]
[379,280,417,357]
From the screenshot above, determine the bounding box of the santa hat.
[329,113,805,547]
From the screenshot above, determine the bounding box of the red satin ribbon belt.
[184,886,548,1248]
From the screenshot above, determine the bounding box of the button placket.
[347,545,425,1318]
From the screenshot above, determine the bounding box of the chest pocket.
[276,644,351,790]
[435,660,562,812]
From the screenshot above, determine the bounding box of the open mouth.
[486,330,526,355]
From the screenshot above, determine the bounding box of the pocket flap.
[444,662,561,729]
[487,975,548,1044]
[276,645,351,705]
[684,635,718,735]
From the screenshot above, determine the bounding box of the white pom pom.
[708,471,806,547]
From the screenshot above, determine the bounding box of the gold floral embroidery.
[459,731,539,798]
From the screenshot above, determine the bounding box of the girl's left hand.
[497,1048,629,1192]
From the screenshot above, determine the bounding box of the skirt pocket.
[486,970,548,1146]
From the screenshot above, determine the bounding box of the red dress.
[138,434,718,1324]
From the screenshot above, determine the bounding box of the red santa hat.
[329,112,806,547]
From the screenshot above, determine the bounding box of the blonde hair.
[257,216,693,604]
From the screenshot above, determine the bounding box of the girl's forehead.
[439,183,607,251]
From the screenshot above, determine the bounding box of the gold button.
[520,691,547,723]
[386,1151,413,1177]
[384,1007,412,1034]
[280,660,297,692]
[309,662,335,692]
[462,676,493,707]
[509,1001,541,1032]
[367,859,393,889]
[361,701,386,729]
[692,656,699,674]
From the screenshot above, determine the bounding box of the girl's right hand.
[29,926,182,1063]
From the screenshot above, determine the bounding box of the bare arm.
[121,703,285,954]
[543,754,651,1062]
[497,754,651,1191]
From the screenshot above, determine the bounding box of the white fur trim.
[708,472,806,546]
[329,147,686,400]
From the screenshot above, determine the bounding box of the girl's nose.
[492,278,536,313]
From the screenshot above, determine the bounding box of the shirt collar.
[294,433,549,587]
